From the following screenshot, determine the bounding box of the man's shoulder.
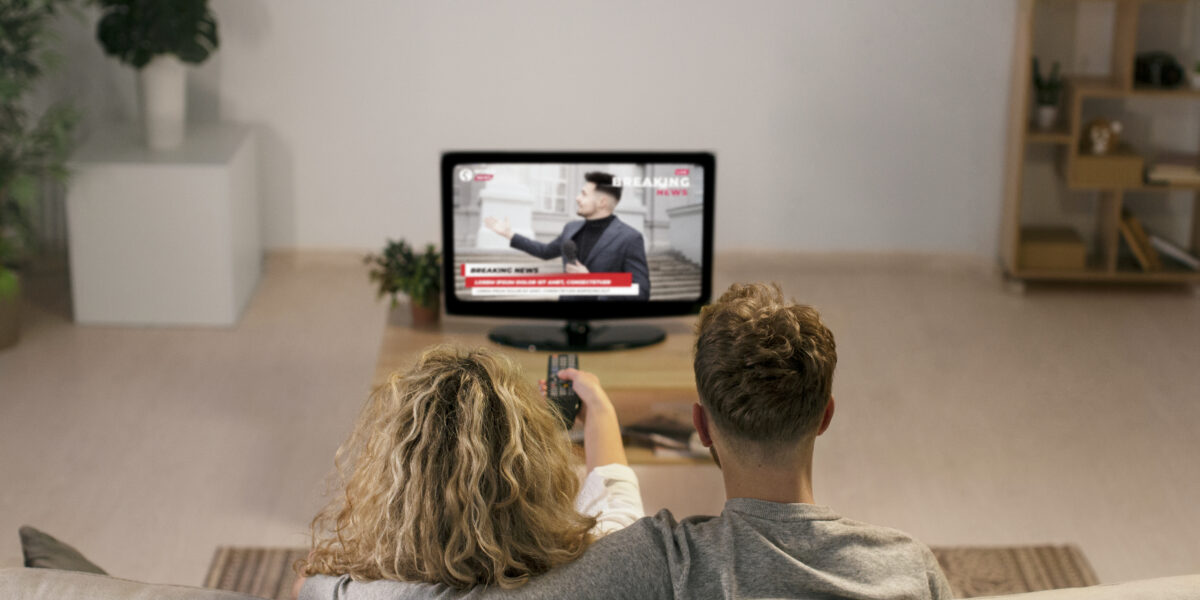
[610,216,640,236]
[587,508,708,559]
[809,515,945,589]
[562,220,585,235]
[606,217,644,248]
[826,517,949,598]
[824,516,932,551]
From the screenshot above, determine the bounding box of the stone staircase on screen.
[454,250,701,301]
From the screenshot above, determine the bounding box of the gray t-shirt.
[302,499,952,600]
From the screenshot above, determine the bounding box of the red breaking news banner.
[466,273,633,288]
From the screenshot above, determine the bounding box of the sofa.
[2,567,1199,599]
[7,525,1199,600]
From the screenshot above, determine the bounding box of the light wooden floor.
[1,251,1197,586]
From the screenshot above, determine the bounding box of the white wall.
[49,0,1017,255]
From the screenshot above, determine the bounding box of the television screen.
[442,152,714,324]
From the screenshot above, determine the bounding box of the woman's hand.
[541,368,625,470]
[539,368,614,426]
[553,368,609,408]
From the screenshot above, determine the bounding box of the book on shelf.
[1118,211,1160,271]
[623,411,709,458]
[623,412,693,450]
[1125,213,1162,270]
[1148,234,1200,270]
[1146,154,1200,185]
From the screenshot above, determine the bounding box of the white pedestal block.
[66,123,260,326]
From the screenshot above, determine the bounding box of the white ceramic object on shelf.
[138,55,187,150]
[1035,105,1058,130]
[1191,73,1200,89]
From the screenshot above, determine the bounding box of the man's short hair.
[584,171,622,202]
[693,283,837,445]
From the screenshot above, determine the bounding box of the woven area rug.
[206,544,1099,599]
[932,545,1099,598]
[205,547,309,600]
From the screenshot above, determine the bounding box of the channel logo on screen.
[458,168,495,182]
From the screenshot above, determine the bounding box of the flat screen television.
[442,151,715,351]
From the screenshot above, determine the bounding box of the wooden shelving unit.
[1002,0,1200,284]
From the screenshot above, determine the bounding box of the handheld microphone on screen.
[562,240,579,266]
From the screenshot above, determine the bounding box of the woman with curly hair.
[296,345,641,591]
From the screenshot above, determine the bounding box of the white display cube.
[66,123,260,326]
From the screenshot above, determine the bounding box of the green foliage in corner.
[365,240,442,309]
[95,0,219,68]
[0,0,80,280]
[0,267,17,300]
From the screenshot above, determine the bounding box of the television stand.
[488,320,666,351]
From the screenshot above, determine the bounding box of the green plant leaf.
[0,267,18,300]
[94,0,220,68]
[366,239,441,305]
[8,174,37,213]
[0,0,79,266]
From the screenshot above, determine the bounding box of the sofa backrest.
[0,568,262,600]
[975,574,1200,599]
[3,566,1198,600]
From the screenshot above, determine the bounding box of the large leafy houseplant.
[0,0,80,348]
[95,0,218,68]
[365,240,442,326]
[94,0,218,150]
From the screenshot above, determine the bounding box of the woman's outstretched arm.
[548,368,626,470]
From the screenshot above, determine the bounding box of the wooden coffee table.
[372,310,712,465]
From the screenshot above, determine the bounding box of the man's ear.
[692,403,714,447]
[816,395,835,436]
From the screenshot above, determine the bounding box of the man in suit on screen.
[484,171,650,301]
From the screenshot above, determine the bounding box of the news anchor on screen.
[484,171,651,301]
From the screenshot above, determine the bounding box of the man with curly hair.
[303,283,951,599]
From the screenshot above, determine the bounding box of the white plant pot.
[1191,73,1200,89]
[138,55,187,150]
[1035,105,1058,130]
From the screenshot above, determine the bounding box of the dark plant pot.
[388,295,441,329]
[411,300,440,328]
[0,279,20,351]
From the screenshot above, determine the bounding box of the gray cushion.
[19,526,107,575]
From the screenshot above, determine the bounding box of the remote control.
[546,353,581,429]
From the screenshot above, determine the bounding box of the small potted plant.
[1,0,80,350]
[1032,57,1064,130]
[95,0,219,150]
[365,240,442,327]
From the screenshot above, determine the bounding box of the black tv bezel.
[442,151,715,320]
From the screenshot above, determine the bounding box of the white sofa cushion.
[0,568,260,600]
[975,574,1200,599]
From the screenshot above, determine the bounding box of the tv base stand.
[488,320,666,351]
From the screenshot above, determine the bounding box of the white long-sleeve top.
[573,463,645,536]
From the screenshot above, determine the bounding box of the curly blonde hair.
[298,345,595,589]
